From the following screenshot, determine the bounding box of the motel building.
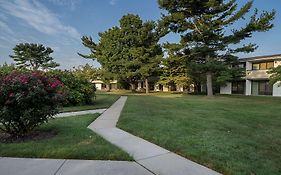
[220,54,281,97]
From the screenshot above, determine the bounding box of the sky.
[0,0,280,69]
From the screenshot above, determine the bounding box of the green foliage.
[0,72,64,137]
[47,69,96,106]
[80,14,162,91]
[72,64,99,81]
[0,63,17,76]
[10,43,60,70]
[268,65,281,86]
[159,43,191,88]
[159,0,275,96]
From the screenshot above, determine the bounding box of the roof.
[91,80,117,84]
[239,54,281,62]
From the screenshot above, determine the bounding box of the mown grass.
[0,114,132,160]
[62,94,120,112]
[117,94,281,175]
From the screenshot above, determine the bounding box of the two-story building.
[220,54,281,96]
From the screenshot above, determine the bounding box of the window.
[267,62,274,69]
[252,63,259,70]
[260,63,267,70]
[252,61,274,70]
[232,81,245,94]
[252,81,273,95]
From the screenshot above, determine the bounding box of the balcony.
[246,70,271,80]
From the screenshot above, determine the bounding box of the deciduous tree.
[268,65,281,86]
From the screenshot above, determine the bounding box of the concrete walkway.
[0,108,154,175]
[89,96,221,175]
[0,157,153,175]
[1,97,222,175]
[55,109,106,118]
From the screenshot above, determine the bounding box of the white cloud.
[48,0,81,10]
[0,0,81,40]
[109,0,118,6]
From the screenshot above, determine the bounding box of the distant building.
[220,54,281,96]
[92,76,193,92]
[92,80,118,91]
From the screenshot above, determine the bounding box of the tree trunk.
[206,72,213,96]
[194,82,201,94]
[145,78,149,94]
[131,83,136,92]
[106,83,110,92]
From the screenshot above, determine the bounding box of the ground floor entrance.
[251,80,273,96]
[231,81,246,95]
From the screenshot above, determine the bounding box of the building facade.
[220,54,281,96]
[92,80,118,91]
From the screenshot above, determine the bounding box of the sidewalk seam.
[135,161,157,175]
[135,152,171,161]
[54,159,67,175]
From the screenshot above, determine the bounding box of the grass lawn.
[117,94,281,175]
[62,94,120,112]
[0,114,132,160]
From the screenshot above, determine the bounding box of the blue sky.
[0,0,280,69]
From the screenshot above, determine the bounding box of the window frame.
[252,61,274,70]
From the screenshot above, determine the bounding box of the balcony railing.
[246,70,271,79]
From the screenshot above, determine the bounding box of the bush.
[47,70,96,106]
[0,63,17,76]
[0,72,64,137]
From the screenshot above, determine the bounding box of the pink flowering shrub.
[0,71,64,137]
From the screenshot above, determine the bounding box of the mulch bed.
[0,130,57,144]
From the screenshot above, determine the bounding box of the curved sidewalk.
[89,96,221,175]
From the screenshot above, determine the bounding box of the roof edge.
[239,54,281,61]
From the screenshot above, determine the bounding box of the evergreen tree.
[158,0,275,96]
[159,43,191,91]
[80,14,162,93]
[10,43,59,70]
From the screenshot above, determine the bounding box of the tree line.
[79,0,276,96]
[3,0,280,96]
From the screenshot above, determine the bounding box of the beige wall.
[95,83,102,90]
[246,70,270,79]
[274,60,281,67]
[220,82,232,94]
[273,82,281,96]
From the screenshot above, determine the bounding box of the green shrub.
[47,70,96,106]
[0,63,17,76]
[0,72,64,137]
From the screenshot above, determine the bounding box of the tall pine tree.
[158,0,275,96]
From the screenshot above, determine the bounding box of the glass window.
[264,81,273,95]
[260,63,267,70]
[252,81,273,95]
[252,81,259,95]
[252,63,259,70]
[259,81,266,94]
[267,62,274,69]
[232,81,245,94]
